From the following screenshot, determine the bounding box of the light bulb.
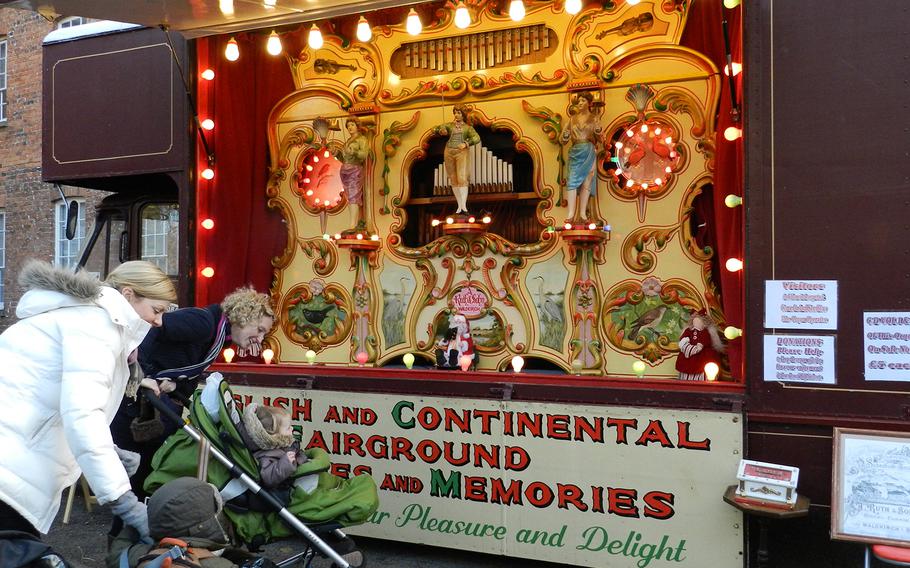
[406,9,422,35]
[723,326,742,340]
[454,2,471,28]
[565,0,582,14]
[223,347,235,363]
[200,68,215,80]
[322,233,330,240]
[564,222,572,230]
[334,233,341,240]
[356,233,363,240]
[403,353,415,369]
[724,126,742,141]
[201,168,215,180]
[615,142,623,150]
[724,62,743,76]
[446,217,454,224]
[201,218,215,230]
[723,0,741,8]
[571,359,583,375]
[725,194,743,208]
[704,362,719,381]
[356,351,369,366]
[468,216,476,223]
[482,216,491,224]
[632,360,646,378]
[266,31,282,55]
[263,0,277,7]
[725,258,744,272]
[219,0,234,16]
[305,349,317,364]
[509,0,525,21]
[431,219,440,227]
[588,223,597,230]
[371,234,380,241]
[201,266,215,278]
[356,16,372,42]
[224,37,239,61]
[201,119,214,130]
[511,355,525,373]
[308,24,323,49]
[262,348,274,364]
[459,355,473,372]
[627,0,641,5]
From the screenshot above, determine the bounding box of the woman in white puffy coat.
[0,260,176,547]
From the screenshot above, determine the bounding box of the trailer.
[9,0,909,565]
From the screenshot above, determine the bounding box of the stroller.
[141,377,378,568]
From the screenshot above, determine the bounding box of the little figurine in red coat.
[675,309,725,381]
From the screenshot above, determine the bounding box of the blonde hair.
[255,405,290,434]
[222,286,274,328]
[105,261,176,303]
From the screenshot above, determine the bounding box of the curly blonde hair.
[221,286,274,328]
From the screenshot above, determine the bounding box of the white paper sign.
[863,311,910,382]
[764,280,838,330]
[763,334,836,384]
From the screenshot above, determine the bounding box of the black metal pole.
[721,16,741,123]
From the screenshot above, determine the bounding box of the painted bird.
[629,305,668,339]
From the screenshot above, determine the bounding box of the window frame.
[0,210,5,309]
[54,198,87,269]
[0,36,8,124]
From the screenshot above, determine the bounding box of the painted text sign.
[231,387,744,567]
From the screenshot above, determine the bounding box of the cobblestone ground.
[44,492,575,568]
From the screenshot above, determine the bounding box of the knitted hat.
[242,403,294,451]
[147,477,227,543]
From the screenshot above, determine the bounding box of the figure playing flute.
[561,91,604,224]
[339,116,369,230]
[437,104,480,214]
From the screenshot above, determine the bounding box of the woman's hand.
[139,377,160,396]
[286,451,297,464]
[159,379,177,393]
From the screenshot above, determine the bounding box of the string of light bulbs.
[218,0,633,60]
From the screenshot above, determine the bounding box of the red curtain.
[195,35,294,307]
[682,2,744,379]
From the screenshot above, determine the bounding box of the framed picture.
[831,427,910,545]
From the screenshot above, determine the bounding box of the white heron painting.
[527,258,568,350]
[380,265,415,348]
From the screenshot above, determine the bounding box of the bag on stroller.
[143,377,378,549]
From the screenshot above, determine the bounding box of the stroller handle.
[139,390,353,568]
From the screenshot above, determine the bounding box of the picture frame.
[831,427,910,545]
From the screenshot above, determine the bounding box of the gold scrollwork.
[298,237,338,277]
[602,276,703,364]
[281,281,353,351]
[381,112,421,214]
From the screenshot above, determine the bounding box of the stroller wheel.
[329,548,365,568]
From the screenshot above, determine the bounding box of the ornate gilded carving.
[381,112,421,215]
[281,280,353,351]
[602,276,703,364]
[297,237,338,277]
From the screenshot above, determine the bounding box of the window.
[0,37,7,124]
[55,199,86,269]
[56,17,85,29]
[140,203,179,276]
[0,210,5,309]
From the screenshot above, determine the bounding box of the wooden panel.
[744,0,910,421]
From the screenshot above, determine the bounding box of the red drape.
[195,35,294,307]
[681,1,744,379]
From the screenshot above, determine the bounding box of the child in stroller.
[141,375,378,567]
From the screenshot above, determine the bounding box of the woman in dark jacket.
[111,286,274,497]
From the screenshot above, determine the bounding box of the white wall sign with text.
[863,311,910,382]
[231,386,744,568]
[763,334,836,384]
[764,280,838,330]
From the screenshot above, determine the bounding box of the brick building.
[0,7,106,330]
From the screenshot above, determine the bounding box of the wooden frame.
[831,427,910,545]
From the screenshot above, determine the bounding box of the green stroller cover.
[144,380,378,544]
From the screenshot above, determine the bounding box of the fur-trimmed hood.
[19,259,101,299]
[242,403,294,451]
[15,260,103,319]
